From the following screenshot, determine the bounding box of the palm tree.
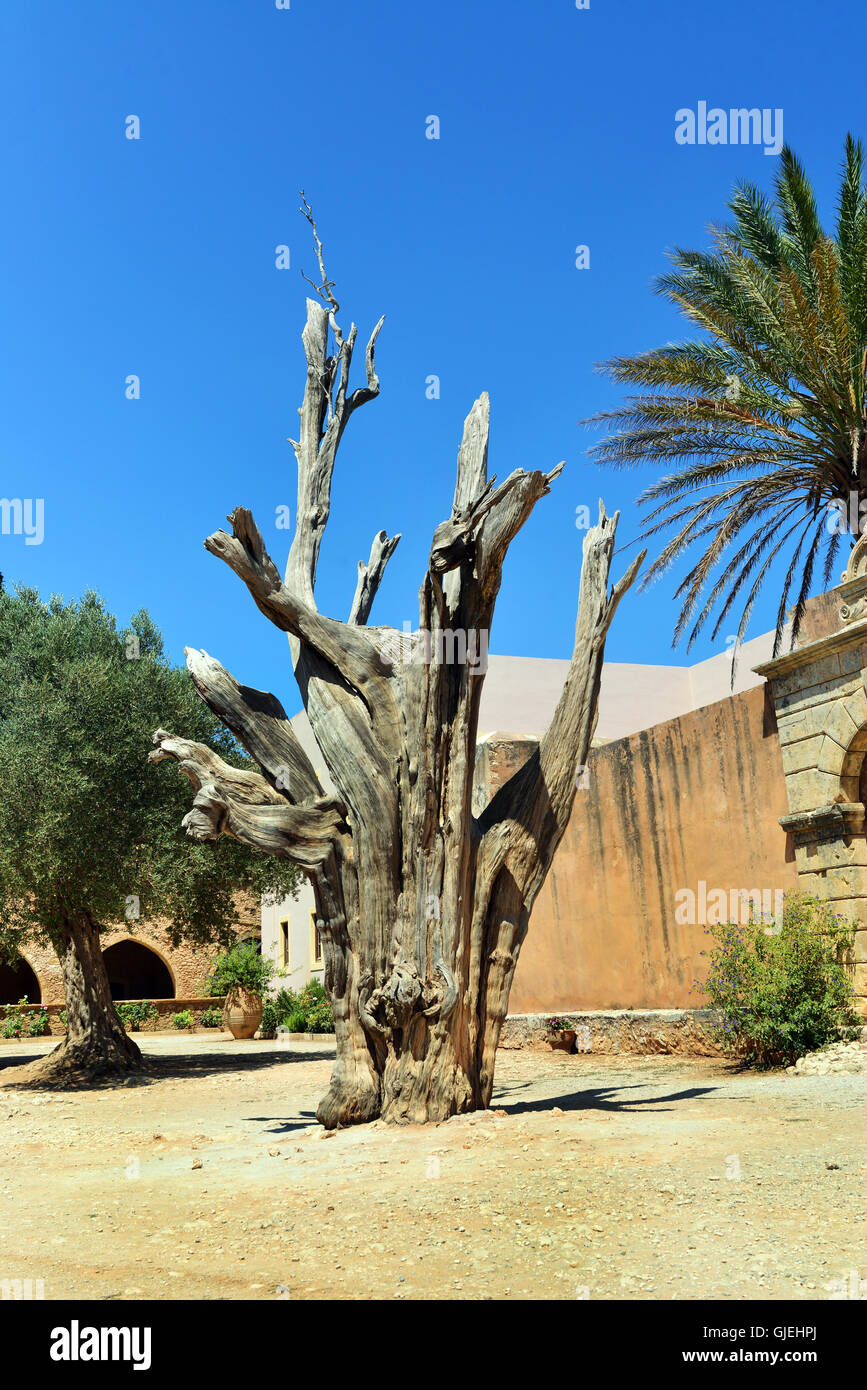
[588,137,867,658]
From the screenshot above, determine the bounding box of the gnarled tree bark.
[8,912,143,1085]
[54,913,143,1076]
[155,205,643,1126]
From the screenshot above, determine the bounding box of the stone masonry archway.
[0,955,42,1005]
[102,939,175,1001]
[756,538,867,1014]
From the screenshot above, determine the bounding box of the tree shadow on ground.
[150,1046,334,1083]
[493,1079,718,1115]
[0,1044,335,1091]
[226,1081,720,1136]
[242,1112,319,1137]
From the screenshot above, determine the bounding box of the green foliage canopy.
[0,586,301,963]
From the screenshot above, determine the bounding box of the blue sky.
[1,0,861,711]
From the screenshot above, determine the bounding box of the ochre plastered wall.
[491,684,799,1013]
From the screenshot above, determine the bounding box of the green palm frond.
[588,136,867,661]
[774,147,824,295]
[728,183,787,270]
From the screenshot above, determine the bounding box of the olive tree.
[0,587,299,1082]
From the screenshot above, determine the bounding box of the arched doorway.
[858,753,867,808]
[0,957,41,1005]
[102,940,174,1001]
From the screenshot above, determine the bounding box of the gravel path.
[1,1035,865,1301]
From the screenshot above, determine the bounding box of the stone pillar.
[754,541,867,1015]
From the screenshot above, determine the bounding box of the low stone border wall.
[269,1031,335,1044]
[0,997,227,1038]
[2,999,723,1054]
[499,1009,725,1056]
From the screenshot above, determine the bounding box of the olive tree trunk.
[153,211,642,1125]
[16,912,142,1083]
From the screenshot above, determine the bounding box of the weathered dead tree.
[153,205,643,1126]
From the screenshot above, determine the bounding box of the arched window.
[839,725,867,804]
[0,956,41,1005]
[101,940,174,1001]
[236,932,262,955]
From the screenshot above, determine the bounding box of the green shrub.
[307,1003,334,1034]
[699,892,859,1067]
[200,1006,223,1028]
[299,980,328,1007]
[273,987,299,1022]
[116,1000,159,1031]
[277,980,334,1034]
[206,941,273,999]
[300,981,333,1033]
[0,1001,50,1038]
[170,1009,195,1030]
[1,1012,23,1039]
[259,999,278,1039]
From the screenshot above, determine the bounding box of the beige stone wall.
[17,896,260,1006]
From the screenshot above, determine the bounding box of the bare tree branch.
[286,200,386,609]
[467,504,644,1086]
[205,507,384,691]
[345,315,385,417]
[150,730,346,868]
[478,502,645,877]
[184,648,323,802]
[298,190,341,319]
[349,530,401,625]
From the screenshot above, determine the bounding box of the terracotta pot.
[223,988,263,1040]
[546,1029,576,1053]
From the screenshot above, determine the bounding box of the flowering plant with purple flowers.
[546,1016,575,1032]
[698,892,859,1067]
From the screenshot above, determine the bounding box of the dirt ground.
[1,1034,865,1301]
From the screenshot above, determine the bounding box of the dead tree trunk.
[153,204,642,1126]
